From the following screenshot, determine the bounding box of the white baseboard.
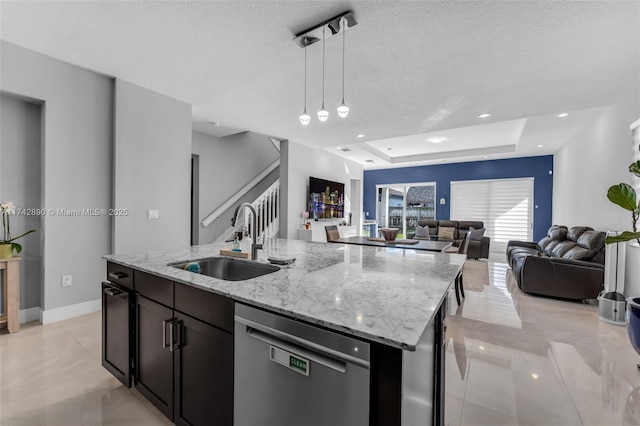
[41,298,101,324]
[20,306,42,324]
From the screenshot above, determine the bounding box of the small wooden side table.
[0,257,21,333]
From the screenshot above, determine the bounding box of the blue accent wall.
[363,155,553,241]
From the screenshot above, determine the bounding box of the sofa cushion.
[543,240,562,256]
[551,241,576,257]
[415,224,430,238]
[562,246,591,261]
[563,230,606,261]
[567,226,593,242]
[468,226,485,241]
[417,220,438,237]
[536,225,568,251]
[438,227,455,240]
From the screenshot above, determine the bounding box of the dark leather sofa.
[409,220,490,259]
[506,225,606,300]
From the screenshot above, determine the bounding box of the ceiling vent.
[340,148,351,152]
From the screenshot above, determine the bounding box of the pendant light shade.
[337,17,349,118]
[317,107,329,122]
[300,42,310,126]
[300,111,311,125]
[337,102,349,118]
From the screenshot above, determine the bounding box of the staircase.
[211,179,280,243]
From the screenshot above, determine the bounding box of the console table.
[0,257,21,333]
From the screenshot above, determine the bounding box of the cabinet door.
[174,312,233,426]
[102,282,134,387]
[136,295,174,421]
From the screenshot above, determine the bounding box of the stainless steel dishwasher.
[234,303,370,426]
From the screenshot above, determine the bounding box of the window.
[450,178,533,260]
[376,183,436,238]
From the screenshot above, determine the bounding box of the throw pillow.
[415,224,430,238]
[438,226,455,240]
[468,226,486,241]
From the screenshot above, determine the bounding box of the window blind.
[450,178,533,261]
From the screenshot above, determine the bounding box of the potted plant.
[0,201,37,259]
[605,143,640,244]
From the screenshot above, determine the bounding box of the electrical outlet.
[62,275,72,287]
[147,209,159,219]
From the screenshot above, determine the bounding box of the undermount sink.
[171,257,280,281]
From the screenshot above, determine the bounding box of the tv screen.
[308,176,345,219]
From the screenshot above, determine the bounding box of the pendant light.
[317,26,329,122]
[337,17,349,118]
[299,40,311,126]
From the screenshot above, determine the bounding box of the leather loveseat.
[409,220,490,259]
[506,225,606,300]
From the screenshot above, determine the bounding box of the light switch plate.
[62,275,72,287]
[147,209,159,219]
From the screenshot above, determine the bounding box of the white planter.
[625,242,640,297]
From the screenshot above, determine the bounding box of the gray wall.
[0,93,42,311]
[280,140,363,239]
[554,88,640,230]
[114,80,192,254]
[192,131,280,243]
[0,41,113,312]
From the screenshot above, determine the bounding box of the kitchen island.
[103,238,465,426]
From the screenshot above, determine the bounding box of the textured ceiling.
[1,1,638,168]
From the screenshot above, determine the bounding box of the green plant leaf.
[12,242,22,254]
[607,183,638,211]
[605,231,640,244]
[630,160,640,178]
[7,229,36,242]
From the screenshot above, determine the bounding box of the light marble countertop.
[103,238,465,351]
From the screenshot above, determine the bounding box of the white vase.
[625,242,640,297]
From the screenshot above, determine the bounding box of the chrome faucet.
[231,203,263,260]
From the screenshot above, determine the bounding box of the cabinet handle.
[109,272,128,280]
[103,287,121,297]
[162,318,173,349]
[170,320,183,352]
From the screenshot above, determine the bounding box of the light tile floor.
[445,261,640,426]
[1,261,639,425]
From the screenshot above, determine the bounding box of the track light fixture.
[294,11,357,124]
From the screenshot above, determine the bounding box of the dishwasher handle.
[236,316,370,371]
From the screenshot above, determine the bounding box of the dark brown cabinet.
[127,269,233,426]
[136,295,175,420]
[102,263,135,388]
[173,312,233,426]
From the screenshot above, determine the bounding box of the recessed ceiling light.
[209,121,220,127]
[427,136,447,144]
[357,134,365,138]
[477,113,491,118]
[336,146,341,150]
[557,113,569,118]
[537,144,544,148]
[483,156,489,159]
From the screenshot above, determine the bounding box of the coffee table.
[330,236,453,252]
